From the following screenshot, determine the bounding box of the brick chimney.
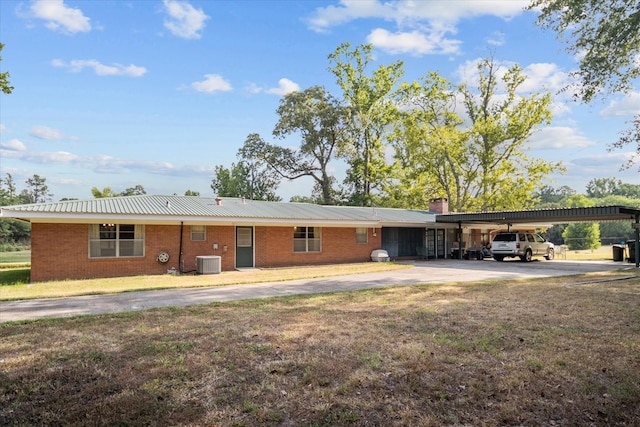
[429,198,449,214]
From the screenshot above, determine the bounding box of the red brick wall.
[179,225,236,273]
[30,223,383,282]
[256,226,381,268]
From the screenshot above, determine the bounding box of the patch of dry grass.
[0,262,410,301]
[1,271,639,426]
[564,245,625,261]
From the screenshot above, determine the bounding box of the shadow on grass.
[0,268,30,285]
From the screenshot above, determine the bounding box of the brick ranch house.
[3,195,638,282]
[0,195,459,282]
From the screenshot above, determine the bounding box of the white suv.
[490,232,555,262]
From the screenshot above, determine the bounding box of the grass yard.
[0,245,630,300]
[0,250,30,265]
[0,262,411,300]
[1,270,639,426]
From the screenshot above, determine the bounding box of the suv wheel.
[545,248,554,261]
[520,249,532,262]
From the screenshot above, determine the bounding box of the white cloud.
[245,79,301,96]
[0,148,77,163]
[366,28,461,56]
[1,147,213,179]
[245,83,263,95]
[307,0,528,56]
[527,126,596,150]
[520,63,571,94]
[456,59,570,93]
[30,0,91,34]
[568,151,636,173]
[163,0,209,39]
[30,125,65,140]
[454,59,574,116]
[486,31,506,47]
[51,59,147,77]
[265,78,301,96]
[0,124,7,134]
[0,138,26,151]
[190,74,232,94]
[308,0,528,32]
[600,92,640,117]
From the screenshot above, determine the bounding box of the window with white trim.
[356,227,368,244]
[293,226,321,252]
[89,224,144,258]
[191,225,206,241]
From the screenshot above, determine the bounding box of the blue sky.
[0,0,638,202]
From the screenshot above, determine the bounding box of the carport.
[436,205,640,267]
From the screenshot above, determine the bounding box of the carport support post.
[457,221,463,260]
[635,214,639,268]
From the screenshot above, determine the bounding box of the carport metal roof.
[436,205,640,226]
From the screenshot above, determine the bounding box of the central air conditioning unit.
[196,255,221,274]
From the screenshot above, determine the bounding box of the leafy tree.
[271,86,347,205]
[120,185,146,196]
[0,174,31,246]
[530,0,640,102]
[529,0,640,168]
[184,190,200,196]
[545,224,566,244]
[590,194,640,244]
[534,185,576,207]
[617,181,640,199]
[0,173,20,205]
[0,43,14,95]
[328,43,403,206]
[562,195,601,250]
[600,222,636,245]
[289,195,318,204]
[92,185,146,198]
[0,219,30,246]
[25,174,52,203]
[585,178,621,198]
[236,134,282,201]
[211,135,282,201]
[388,72,464,209]
[586,178,640,198]
[391,58,561,212]
[91,187,118,198]
[211,164,242,197]
[610,117,640,171]
[459,58,560,210]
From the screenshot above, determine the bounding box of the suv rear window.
[493,234,516,242]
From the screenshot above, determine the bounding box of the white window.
[237,227,252,247]
[89,224,144,258]
[356,227,368,244]
[293,226,321,252]
[191,225,206,241]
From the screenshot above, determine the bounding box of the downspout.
[178,221,184,273]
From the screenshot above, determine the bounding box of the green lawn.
[0,250,31,264]
[2,271,639,426]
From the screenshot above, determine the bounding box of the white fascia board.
[14,212,385,228]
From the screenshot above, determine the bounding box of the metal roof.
[0,195,436,227]
[436,206,640,225]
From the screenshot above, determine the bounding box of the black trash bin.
[612,244,625,262]
[626,241,636,263]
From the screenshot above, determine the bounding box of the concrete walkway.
[0,259,631,322]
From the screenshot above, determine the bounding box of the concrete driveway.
[0,259,632,323]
